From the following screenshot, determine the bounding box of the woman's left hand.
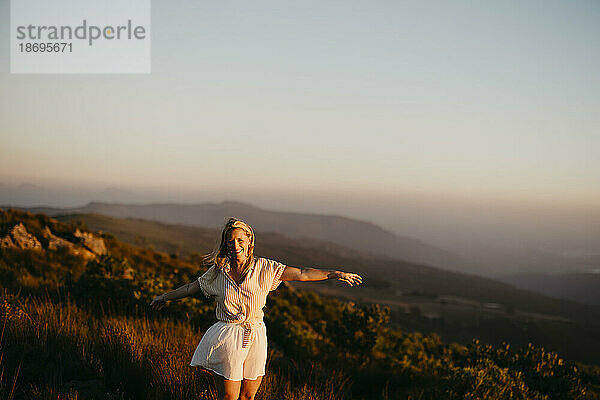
[149,294,167,310]
[330,271,363,286]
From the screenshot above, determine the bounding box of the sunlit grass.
[0,293,351,399]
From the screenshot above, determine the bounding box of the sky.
[1,0,599,256]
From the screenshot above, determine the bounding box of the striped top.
[197,257,287,347]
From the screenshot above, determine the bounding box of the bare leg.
[213,374,241,400]
[239,376,263,400]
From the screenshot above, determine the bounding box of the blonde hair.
[202,217,255,274]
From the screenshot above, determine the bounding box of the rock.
[71,247,96,260]
[42,226,73,250]
[0,222,103,260]
[9,223,42,250]
[74,228,107,255]
[0,235,14,248]
[42,226,96,260]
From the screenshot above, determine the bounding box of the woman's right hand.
[149,294,167,310]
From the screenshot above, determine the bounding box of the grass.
[0,292,352,400]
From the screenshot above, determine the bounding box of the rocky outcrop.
[43,226,73,250]
[0,223,42,250]
[1,222,106,261]
[42,226,95,260]
[74,229,107,255]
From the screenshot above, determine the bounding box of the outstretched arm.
[280,266,362,286]
[149,280,202,310]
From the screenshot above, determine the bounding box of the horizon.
[1,180,599,264]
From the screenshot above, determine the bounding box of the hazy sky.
[1,0,599,254]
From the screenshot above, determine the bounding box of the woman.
[150,218,362,400]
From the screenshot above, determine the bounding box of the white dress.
[189,257,287,381]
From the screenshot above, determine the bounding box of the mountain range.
[16,200,477,272]
[9,200,600,307]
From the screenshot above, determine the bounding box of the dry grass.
[0,293,349,399]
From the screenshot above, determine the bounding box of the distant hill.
[14,200,478,273]
[453,242,596,276]
[51,212,599,316]
[499,272,600,306]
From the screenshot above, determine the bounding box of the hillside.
[2,208,600,399]
[52,212,600,365]
[14,200,477,273]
